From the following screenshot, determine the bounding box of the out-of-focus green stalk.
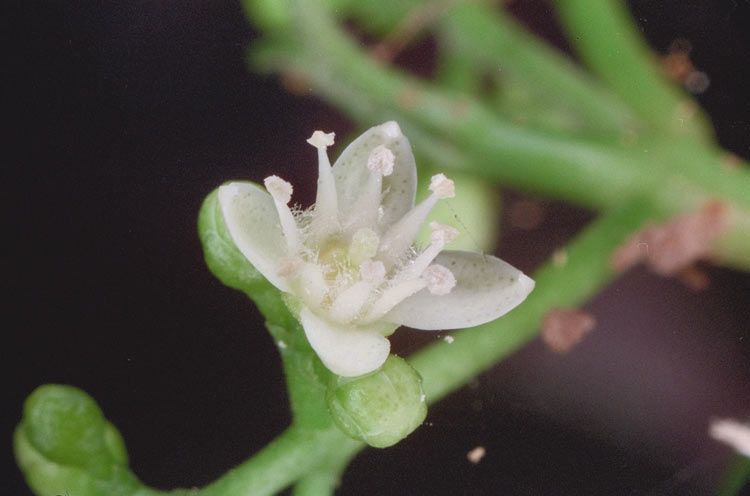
[717,455,750,496]
[438,2,639,137]
[553,0,713,141]
[250,0,750,269]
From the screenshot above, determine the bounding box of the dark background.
[6,1,750,494]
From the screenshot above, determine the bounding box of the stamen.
[348,228,380,264]
[362,278,427,323]
[345,146,395,231]
[395,222,459,282]
[360,260,386,285]
[328,260,385,324]
[264,175,300,253]
[367,145,395,176]
[429,174,455,199]
[306,131,335,148]
[378,173,457,266]
[307,130,339,239]
[422,264,456,295]
[328,281,371,323]
[429,221,459,244]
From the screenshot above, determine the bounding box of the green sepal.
[14,385,144,496]
[326,355,427,448]
[197,187,273,297]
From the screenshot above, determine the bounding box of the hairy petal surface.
[385,251,535,330]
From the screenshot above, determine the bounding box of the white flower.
[218,122,534,377]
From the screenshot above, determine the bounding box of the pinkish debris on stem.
[610,201,728,275]
[541,308,596,354]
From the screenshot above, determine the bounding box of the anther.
[306,130,335,149]
[422,264,456,295]
[429,174,455,199]
[367,145,395,176]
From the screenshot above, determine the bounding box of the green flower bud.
[198,188,266,292]
[14,385,141,496]
[326,356,427,448]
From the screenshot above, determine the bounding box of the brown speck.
[467,446,486,464]
[541,308,596,354]
[509,199,544,230]
[398,87,421,109]
[552,249,568,267]
[280,70,311,95]
[721,153,742,171]
[451,98,471,119]
[677,266,711,291]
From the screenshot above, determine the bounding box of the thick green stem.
[553,0,712,141]
[199,426,360,496]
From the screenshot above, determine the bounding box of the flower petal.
[332,121,417,230]
[300,306,391,377]
[384,250,535,330]
[218,182,290,291]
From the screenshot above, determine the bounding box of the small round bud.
[326,355,427,448]
[423,264,456,295]
[429,173,455,199]
[367,145,395,176]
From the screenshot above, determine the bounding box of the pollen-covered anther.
[360,260,386,285]
[264,175,293,204]
[367,145,395,176]
[306,130,335,149]
[429,173,455,199]
[429,221,459,245]
[422,264,456,295]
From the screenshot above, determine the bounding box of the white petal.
[384,251,534,330]
[332,121,417,230]
[218,182,290,291]
[300,306,391,377]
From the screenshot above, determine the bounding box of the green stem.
[292,454,353,496]
[199,427,360,496]
[438,2,639,136]
[553,0,712,141]
[717,454,750,496]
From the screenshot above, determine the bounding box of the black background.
[6,1,750,494]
